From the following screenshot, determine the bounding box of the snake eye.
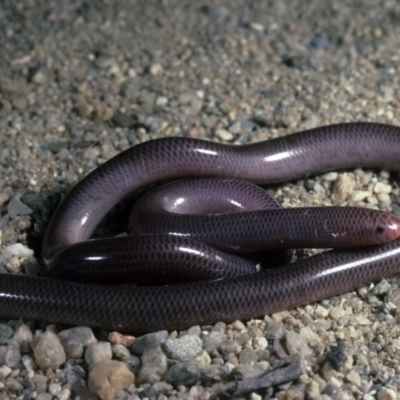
[375,225,385,235]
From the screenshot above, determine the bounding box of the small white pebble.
[0,365,12,378]
[330,306,345,322]
[367,196,378,205]
[327,376,342,390]
[346,370,361,387]
[5,256,21,273]
[3,243,34,259]
[250,393,263,400]
[49,383,62,396]
[155,96,168,106]
[150,63,163,76]
[377,387,397,400]
[377,193,391,204]
[249,22,265,32]
[314,305,329,318]
[22,355,37,371]
[215,129,234,141]
[352,315,372,325]
[349,190,370,203]
[57,388,71,400]
[231,320,246,331]
[374,182,392,194]
[313,182,325,194]
[322,172,338,181]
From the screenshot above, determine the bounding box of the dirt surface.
[1,1,400,399]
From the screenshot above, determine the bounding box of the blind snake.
[1,122,400,332]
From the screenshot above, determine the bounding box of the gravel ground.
[1,1,400,399]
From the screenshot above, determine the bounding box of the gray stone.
[85,341,112,365]
[148,381,174,396]
[163,335,203,362]
[4,345,21,368]
[124,355,141,375]
[370,280,391,297]
[21,354,37,371]
[12,324,33,346]
[265,320,284,340]
[7,197,33,218]
[0,324,14,344]
[58,326,97,359]
[132,330,168,355]
[202,331,224,353]
[6,376,24,391]
[36,394,52,400]
[32,374,49,393]
[137,348,168,384]
[112,344,131,360]
[285,331,312,357]
[238,348,258,365]
[220,339,241,356]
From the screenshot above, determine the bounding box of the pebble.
[108,331,135,347]
[331,174,355,205]
[0,365,12,378]
[36,394,52,400]
[85,341,112,365]
[149,63,163,76]
[132,330,168,355]
[377,387,397,400]
[330,306,346,321]
[238,348,258,364]
[370,280,391,297]
[202,331,225,353]
[2,243,34,258]
[49,382,62,396]
[215,129,234,141]
[163,334,203,361]
[58,326,97,359]
[285,331,312,357]
[31,331,66,370]
[4,344,21,368]
[265,319,284,340]
[21,354,37,371]
[253,336,268,351]
[346,370,361,387]
[352,315,372,325]
[6,376,24,391]
[58,388,72,400]
[124,355,141,375]
[7,197,33,218]
[32,374,49,393]
[112,344,131,360]
[136,348,168,384]
[374,182,392,194]
[0,77,28,94]
[314,305,329,318]
[322,172,338,181]
[0,324,14,344]
[12,324,33,345]
[0,193,9,207]
[31,68,52,85]
[148,381,173,396]
[88,360,134,400]
[279,383,306,399]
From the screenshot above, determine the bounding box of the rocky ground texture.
[1,1,400,399]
